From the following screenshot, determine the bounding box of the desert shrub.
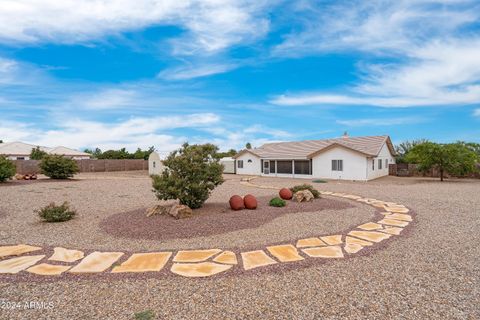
[290,184,320,198]
[269,197,286,207]
[0,156,16,182]
[36,202,76,222]
[134,310,155,320]
[152,143,224,209]
[39,155,79,179]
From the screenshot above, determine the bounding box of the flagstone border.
[0,178,414,279]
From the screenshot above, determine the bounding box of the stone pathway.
[0,179,413,279]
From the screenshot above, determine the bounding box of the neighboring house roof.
[0,141,90,157]
[0,141,50,156]
[233,135,395,159]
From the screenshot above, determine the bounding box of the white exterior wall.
[235,153,261,175]
[6,155,30,160]
[366,143,396,180]
[220,158,235,174]
[312,146,368,181]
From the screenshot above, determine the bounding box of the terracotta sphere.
[279,188,293,200]
[243,194,258,210]
[229,195,244,211]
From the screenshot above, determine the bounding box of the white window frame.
[378,159,382,170]
[237,160,244,168]
[332,159,343,171]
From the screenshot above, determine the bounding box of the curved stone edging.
[0,180,413,279]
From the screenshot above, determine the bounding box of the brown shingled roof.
[233,135,394,159]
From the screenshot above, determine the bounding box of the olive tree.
[405,142,478,181]
[152,143,224,209]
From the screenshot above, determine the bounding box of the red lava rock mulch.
[100,196,355,241]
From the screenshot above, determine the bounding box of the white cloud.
[158,63,237,80]
[336,117,425,127]
[0,0,271,56]
[79,89,138,110]
[271,0,480,108]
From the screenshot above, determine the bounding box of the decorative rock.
[49,247,84,263]
[171,262,232,277]
[279,188,293,200]
[241,250,277,270]
[296,237,326,248]
[173,249,222,263]
[346,236,373,246]
[357,222,383,231]
[0,255,45,274]
[293,190,315,202]
[0,244,42,258]
[27,263,71,276]
[302,246,344,258]
[267,244,304,262]
[384,206,410,214]
[380,227,404,235]
[320,235,343,245]
[213,251,237,265]
[387,213,412,222]
[169,204,193,219]
[243,194,257,210]
[348,231,392,243]
[146,204,171,217]
[112,252,172,273]
[69,251,124,274]
[14,174,25,180]
[229,195,244,210]
[344,243,364,254]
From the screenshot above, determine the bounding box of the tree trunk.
[440,168,444,181]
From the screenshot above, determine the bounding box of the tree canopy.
[30,146,48,160]
[84,146,155,160]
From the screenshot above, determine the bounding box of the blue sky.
[0,0,479,155]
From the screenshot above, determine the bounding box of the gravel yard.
[0,172,479,319]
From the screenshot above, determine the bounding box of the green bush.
[152,143,224,209]
[290,184,320,198]
[39,155,79,179]
[134,310,155,320]
[269,197,286,207]
[36,202,76,222]
[0,156,16,182]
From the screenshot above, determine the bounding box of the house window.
[294,160,311,175]
[378,159,382,170]
[247,159,252,163]
[372,159,375,171]
[270,161,276,173]
[385,159,388,168]
[153,161,156,168]
[332,160,343,171]
[16,157,25,160]
[277,160,293,174]
[237,160,244,168]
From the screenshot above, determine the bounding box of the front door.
[263,160,270,174]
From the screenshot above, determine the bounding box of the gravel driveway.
[0,172,479,319]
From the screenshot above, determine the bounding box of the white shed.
[220,157,235,174]
[148,152,164,175]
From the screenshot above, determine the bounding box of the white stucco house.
[0,141,91,160]
[232,135,396,181]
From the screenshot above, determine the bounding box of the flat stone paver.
[384,207,409,214]
[320,235,343,245]
[213,251,237,265]
[173,249,222,263]
[348,231,392,243]
[267,245,304,262]
[296,237,326,248]
[0,255,45,274]
[380,227,404,235]
[357,222,383,231]
[112,252,172,273]
[171,262,232,277]
[0,244,42,258]
[344,243,364,254]
[302,246,344,258]
[378,218,409,227]
[27,263,71,276]
[241,250,277,270]
[345,236,373,246]
[49,247,84,263]
[69,251,124,274]
[387,213,412,222]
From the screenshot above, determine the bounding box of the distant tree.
[133,146,155,160]
[0,140,3,144]
[83,148,103,159]
[395,139,429,163]
[405,142,478,181]
[456,141,480,158]
[245,142,252,149]
[152,143,224,209]
[30,146,48,160]
[216,148,237,159]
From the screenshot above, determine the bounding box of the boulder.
[15,174,25,180]
[279,188,293,200]
[293,190,314,202]
[169,204,193,219]
[229,195,244,211]
[145,204,171,217]
[244,194,257,210]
